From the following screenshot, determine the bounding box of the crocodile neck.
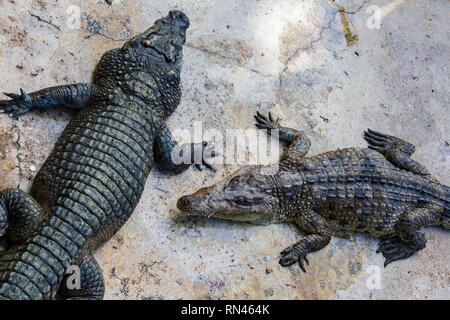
[93,48,182,120]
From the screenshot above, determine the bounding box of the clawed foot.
[193,141,218,172]
[254,111,281,131]
[364,129,415,156]
[0,89,33,117]
[279,245,310,272]
[377,237,416,267]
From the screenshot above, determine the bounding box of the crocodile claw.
[3,92,21,99]
[279,244,310,272]
[254,111,280,131]
[377,237,416,267]
[364,129,390,153]
[364,129,415,156]
[0,88,33,116]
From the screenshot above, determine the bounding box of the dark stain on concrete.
[335,5,359,46]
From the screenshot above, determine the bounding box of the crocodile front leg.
[58,255,105,300]
[154,124,216,173]
[254,111,311,161]
[280,209,332,272]
[0,83,95,116]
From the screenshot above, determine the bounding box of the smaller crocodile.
[177,112,449,271]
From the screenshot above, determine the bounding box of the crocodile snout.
[177,195,194,212]
[177,187,214,214]
[169,10,190,29]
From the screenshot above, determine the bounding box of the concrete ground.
[0,0,448,299]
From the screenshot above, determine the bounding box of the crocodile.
[0,11,215,300]
[177,112,449,271]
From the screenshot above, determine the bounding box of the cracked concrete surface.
[0,0,448,299]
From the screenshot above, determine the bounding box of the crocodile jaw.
[177,192,262,222]
[177,166,277,222]
[123,10,189,72]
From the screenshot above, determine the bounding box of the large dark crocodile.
[177,112,449,271]
[0,11,214,300]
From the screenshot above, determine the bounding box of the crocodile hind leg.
[0,188,47,246]
[254,111,311,161]
[154,124,217,173]
[58,255,105,300]
[279,209,332,272]
[377,205,441,267]
[0,83,95,117]
[363,129,434,179]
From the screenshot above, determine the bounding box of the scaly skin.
[0,11,214,300]
[177,112,449,272]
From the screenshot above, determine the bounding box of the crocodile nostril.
[169,10,190,29]
[177,196,191,211]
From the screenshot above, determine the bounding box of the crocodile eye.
[233,196,252,206]
[142,40,151,47]
[227,175,240,189]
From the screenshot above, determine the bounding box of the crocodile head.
[123,10,189,72]
[177,166,279,223]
